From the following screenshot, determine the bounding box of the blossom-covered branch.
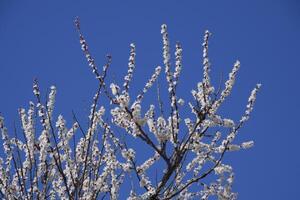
[0,18,261,200]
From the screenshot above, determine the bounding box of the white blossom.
[178,98,184,106]
[241,141,254,149]
[110,83,120,96]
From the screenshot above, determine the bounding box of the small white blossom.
[110,83,120,96]
[178,98,184,106]
[241,141,254,149]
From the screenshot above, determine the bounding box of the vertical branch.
[33,80,73,199]
[156,80,164,117]
[123,43,136,92]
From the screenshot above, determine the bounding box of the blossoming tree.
[0,18,261,200]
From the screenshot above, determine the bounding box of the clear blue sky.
[0,0,299,199]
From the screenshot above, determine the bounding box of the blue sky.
[0,0,299,199]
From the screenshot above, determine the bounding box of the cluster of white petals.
[124,43,136,91]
